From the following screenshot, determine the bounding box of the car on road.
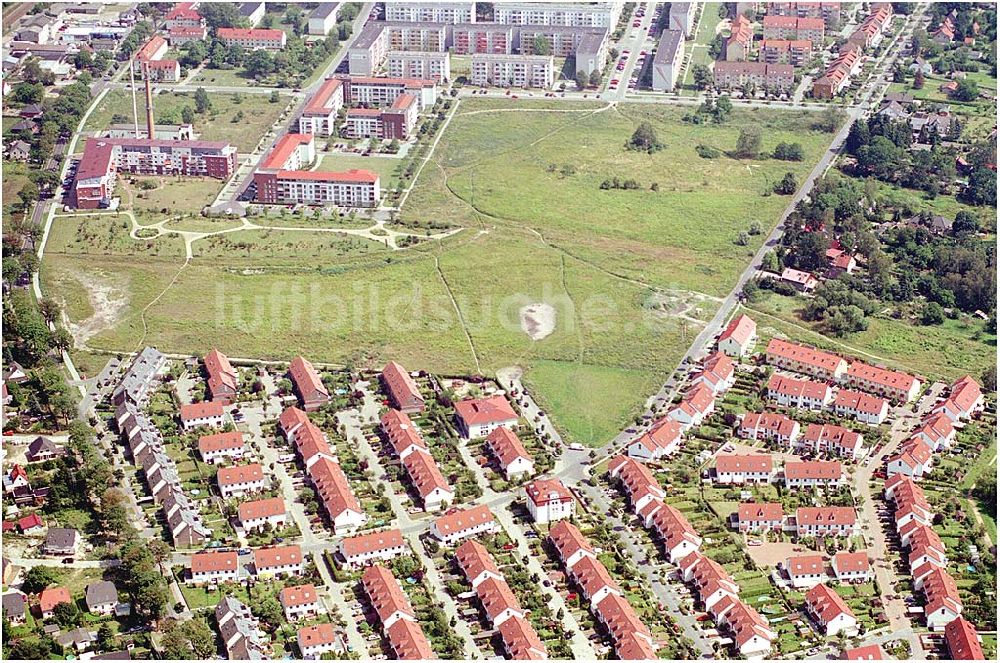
[62,557,75,564]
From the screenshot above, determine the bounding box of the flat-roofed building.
[471,53,554,88]
[452,23,514,54]
[386,50,451,82]
[308,3,340,36]
[496,2,623,28]
[384,1,475,24]
[652,29,684,91]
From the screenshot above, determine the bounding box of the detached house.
[913,413,956,451]
[524,478,575,524]
[691,352,736,395]
[43,528,80,556]
[805,584,858,636]
[934,375,984,421]
[297,623,339,659]
[718,313,757,357]
[454,395,519,439]
[714,454,773,484]
[38,586,72,618]
[832,552,870,583]
[84,581,119,615]
[785,554,827,589]
[668,383,716,429]
[25,436,64,463]
[886,439,933,479]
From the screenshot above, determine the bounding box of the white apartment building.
[386,51,452,82]
[495,1,623,27]
[471,54,554,88]
[384,1,476,23]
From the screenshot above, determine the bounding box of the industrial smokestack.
[143,62,155,141]
[129,58,140,138]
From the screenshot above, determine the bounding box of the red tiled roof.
[454,540,500,583]
[190,551,238,574]
[239,497,286,522]
[950,375,983,413]
[432,504,493,535]
[217,463,264,487]
[766,338,844,373]
[280,583,319,608]
[381,409,428,455]
[487,426,532,468]
[454,395,518,426]
[738,502,784,522]
[806,583,854,623]
[719,313,756,347]
[135,35,166,62]
[842,644,884,660]
[146,59,179,69]
[289,355,328,399]
[768,374,830,401]
[217,27,285,40]
[832,551,869,574]
[402,449,450,499]
[786,554,824,577]
[945,616,985,661]
[340,528,405,557]
[385,616,434,660]
[308,456,361,519]
[476,575,522,623]
[38,586,71,612]
[761,39,813,51]
[198,430,245,454]
[571,554,620,598]
[165,4,200,21]
[833,389,888,415]
[548,520,593,561]
[381,361,424,411]
[635,416,682,452]
[261,134,313,170]
[279,406,310,434]
[802,423,861,450]
[254,544,302,570]
[298,623,337,648]
[498,614,547,659]
[796,506,856,526]
[716,454,772,474]
[524,478,572,505]
[303,78,344,115]
[204,348,238,397]
[785,460,841,480]
[742,411,799,437]
[362,564,415,624]
[179,400,224,422]
[169,26,206,36]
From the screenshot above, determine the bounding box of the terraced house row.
[360,565,435,659]
[380,409,454,510]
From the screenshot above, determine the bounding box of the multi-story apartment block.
[217,27,287,51]
[669,2,698,37]
[452,23,514,54]
[74,137,237,209]
[350,21,450,75]
[760,39,813,65]
[524,478,575,524]
[386,22,449,51]
[725,15,754,61]
[495,2,623,27]
[254,169,381,207]
[712,61,795,92]
[762,15,825,43]
[471,53,555,88]
[308,3,341,36]
[384,1,475,24]
[344,92,419,139]
[336,75,439,110]
[298,78,345,136]
[651,29,684,91]
[348,22,391,75]
[766,2,842,28]
[386,51,452,82]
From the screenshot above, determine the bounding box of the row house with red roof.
[944,616,985,661]
[736,502,784,532]
[933,375,984,422]
[760,39,813,65]
[336,528,408,568]
[833,389,890,425]
[204,348,238,403]
[380,361,425,414]
[784,554,826,588]
[297,623,339,659]
[168,24,207,46]
[189,550,240,585]
[920,567,963,630]
[795,506,857,538]
[713,454,773,484]
[524,477,574,524]
[627,416,683,461]
[179,400,226,430]
[718,313,757,357]
[486,426,534,479]
[380,409,453,510]
[805,583,858,636]
[766,339,848,380]
[832,551,871,583]
[886,437,933,479]
[298,78,345,137]
[668,383,716,430]
[783,460,842,489]
[238,497,287,533]
[548,520,657,659]
[800,423,863,459]
[217,463,267,500]
[454,395,519,439]
[198,431,247,465]
[845,361,921,403]
[739,411,801,446]
[253,545,303,577]
[812,45,862,98]
[309,456,366,534]
[690,352,736,395]
[288,355,330,411]
[361,565,435,659]
[280,584,324,621]
[767,374,832,410]
[279,406,334,469]
[429,503,497,545]
[725,15,754,61]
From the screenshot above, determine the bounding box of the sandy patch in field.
[520,303,556,340]
[62,269,129,347]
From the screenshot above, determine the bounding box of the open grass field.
[46,213,187,258]
[43,98,836,446]
[83,89,291,152]
[127,176,226,215]
[318,153,404,192]
[746,292,996,381]
[2,160,32,202]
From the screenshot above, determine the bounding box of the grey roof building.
[85,581,119,613]
[112,347,166,406]
[44,527,80,554]
[2,592,26,622]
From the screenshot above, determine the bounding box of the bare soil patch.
[520,303,556,340]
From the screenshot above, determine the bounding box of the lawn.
[42,98,837,448]
[83,89,291,152]
[127,176,227,216]
[319,153,405,193]
[2,160,32,203]
[746,292,996,382]
[45,213,187,259]
[679,3,722,95]
[887,72,998,139]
